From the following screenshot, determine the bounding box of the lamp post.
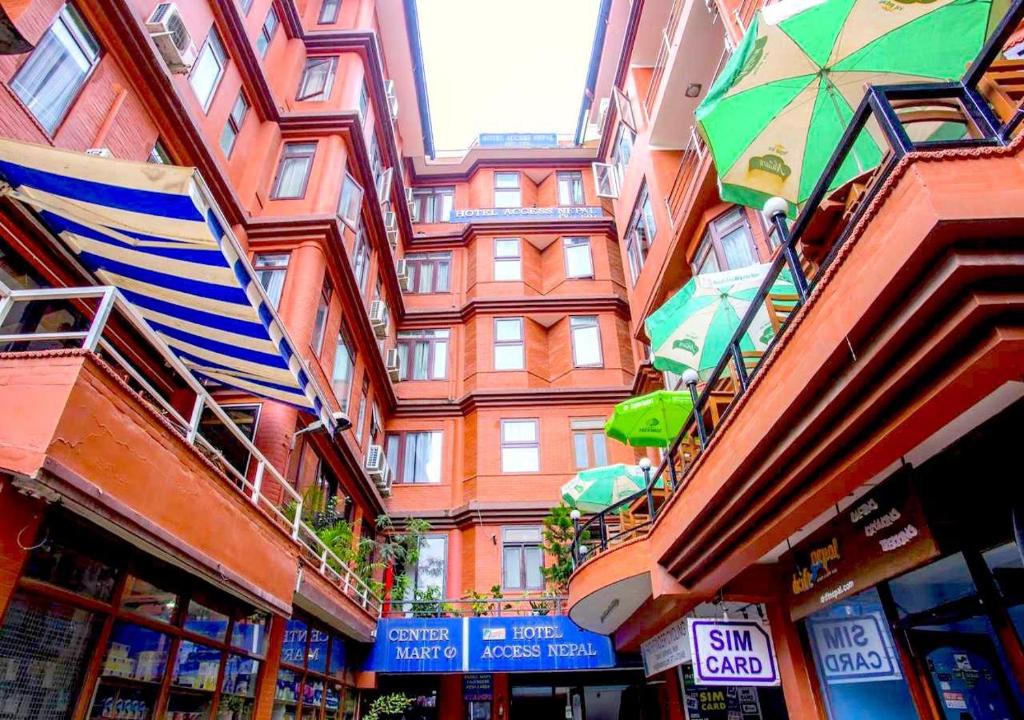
[762,196,808,302]
[639,457,656,518]
[682,368,708,448]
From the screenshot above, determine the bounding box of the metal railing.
[572,0,1024,566]
[665,127,709,227]
[645,0,688,113]
[389,595,568,619]
[0,283,382,616]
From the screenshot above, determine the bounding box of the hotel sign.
[478,133,558,148]
[687,619,779,687]
[367,617,616,673]
[451,206,605,223]
[784,467,938,620]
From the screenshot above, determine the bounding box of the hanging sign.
[680,664,764,720]
[687,619,779,687]
[784,466,938,620]
[641,617,691,677]
[806,613,903,684]
[478,133,559,148]
[364,618,464,673]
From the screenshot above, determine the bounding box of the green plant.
[541,503,588,595]
[464,589,491,616]
[411,586,442,617]
[375,516,432,603]
[364,693,413,720]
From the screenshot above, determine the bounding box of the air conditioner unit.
[386,228,400,250]
[385,348,401,382]
[596,97,611,128]
[404,186,414,203]
[365,444,392,493]
[146,3,197,73]
[368,300,389,338]
[395,259,410,288]
[383,210,397,231]
[383,79,399,120]
[86,147,114,159]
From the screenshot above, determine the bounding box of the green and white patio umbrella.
[561,464,662,512]
[646,263,797,377]
[604,390,694,447]
[696,0,1002,214]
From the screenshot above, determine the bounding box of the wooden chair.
[977,58,1024,135]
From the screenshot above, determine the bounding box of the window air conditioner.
[365,444,392,493]
[383,210,397,231]
[385,348,401,382]
[146,3,197,73]
[395,259,410,290]
[368,300,389,338]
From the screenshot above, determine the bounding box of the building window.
[557,171,585,206]
[239,0,254,13]
[189,28,226,112]
[318,0,341,23]
[502,527,544,591]
[253,253,289,308]
[692,208,759,274]
[354,376,368,443]
[12,4,100,134]
[405,252,451,294]
[297,57,337,101]
[385,431,443,484]
[494,317,524,371]
[331,328,355,412]
[148,140,172,164]
[494,172,521,208]
[411,187,455,223]
[571,418,608,470]
[277,613,356,720]
[338,172,363,227]
[625,184,656,284]
[396,330,449,380]
[219,92,248,157]
[570,316,602,367]
[493,238,521,281]
[199,404,260,477]
[310,281,332,355]
[563,237,593,278]
[271,142,316,199]
[613,125,635,174]
[501,419,539,473]
[358,81,369,122]
[370,403,381,445]
[405,536,447,603]
[256,6,278,59]
[352,223,371,293]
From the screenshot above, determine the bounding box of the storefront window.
[984,542,1024,645]
[122,575,178,622]
[275,613,354,720]
[804,587,917,720]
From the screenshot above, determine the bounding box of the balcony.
[566,11,1024,640]
[0,284,381,636]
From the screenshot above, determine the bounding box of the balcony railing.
[572,0,1024,566]
[388,595,568,619]
[645,0,688,114]
[0,283,382,616]
[665,127,708,227]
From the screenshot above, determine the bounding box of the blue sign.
[451,206,605,223]
[478,133,558,148]
[367,617,616,673]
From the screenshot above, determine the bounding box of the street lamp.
[682,368,707,447]
[762,195,808,301]
[638,457,655,517]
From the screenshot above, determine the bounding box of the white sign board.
[641,617,691,677]
[807,614,902,685]
[687,619,780,687]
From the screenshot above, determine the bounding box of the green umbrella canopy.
[605,390,694,448]
[696,0,1001,215]
[646,263,797,377]
[561,464,663,513]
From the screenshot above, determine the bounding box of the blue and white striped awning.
[0,139,330,425]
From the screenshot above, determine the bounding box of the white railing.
[0,283,382,616]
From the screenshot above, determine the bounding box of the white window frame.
[563,236,594,279]
[613,86,637,131]
[591,162,620,199]
[494,172,521,208]
[493,317,525,371]
[189,29,227,112]
[501,419,540,473]
[338,172,363,228]
[570,315,603,368]
[296,56,338,102]
[493,238,521,281]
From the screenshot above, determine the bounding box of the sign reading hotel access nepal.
[478,133,559,148]
[366,617,616,673]
[806,614,902,684]
[785,467,938,619]
[451,206,605,223]
[687,619,779,687]
[641,617,690,677]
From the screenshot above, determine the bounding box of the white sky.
[416,0,601,153]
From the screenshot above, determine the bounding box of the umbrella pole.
[825,76,865,173]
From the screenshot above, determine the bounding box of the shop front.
[780,399,1024,720]
[0,507,367,720]
[365,616,661,720]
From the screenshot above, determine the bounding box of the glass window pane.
[502,421,537,443]
[720,225,758,270]
[495,239,519,257]
[495,173,519,188]
[275,666,300,707]
[503,548,522,589]
[189,34,224,110]
[503,527,542,543]
[102,621,172,683]
[0,592,101,719]
[524,547,544,588]
[222,653,260,699]
[302,678,325,718]
[573,433,588,469]
[432,340,447,379]
[502,447,539,473]
[494,345,524,371]
[572,319,602,367]
[436,258,451,291]
[329,634,347,676]
[122,576,178,622]
[592,433,608,466]
[281,618,308,668]
[171,639,222,690]
[23,526,118,601]
[888,552,977,617]
[416,537,447,595]
[232,610,270,657]
[494,259,521,281]
[184,598,229,641]
[308,626,329,673]
[495,319,522,341]
[417,263,434,293]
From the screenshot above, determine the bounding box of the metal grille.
[0,592,100,720]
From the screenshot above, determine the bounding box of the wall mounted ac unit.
[383,210,397,231]
[384,79,399,120]
[365,444,392,493]
[368,300,389,338]
[404,186,414,203]
[395,259,410,290]
[385,348,401,383]
[386,228,400,251]
[146,3,197,73]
